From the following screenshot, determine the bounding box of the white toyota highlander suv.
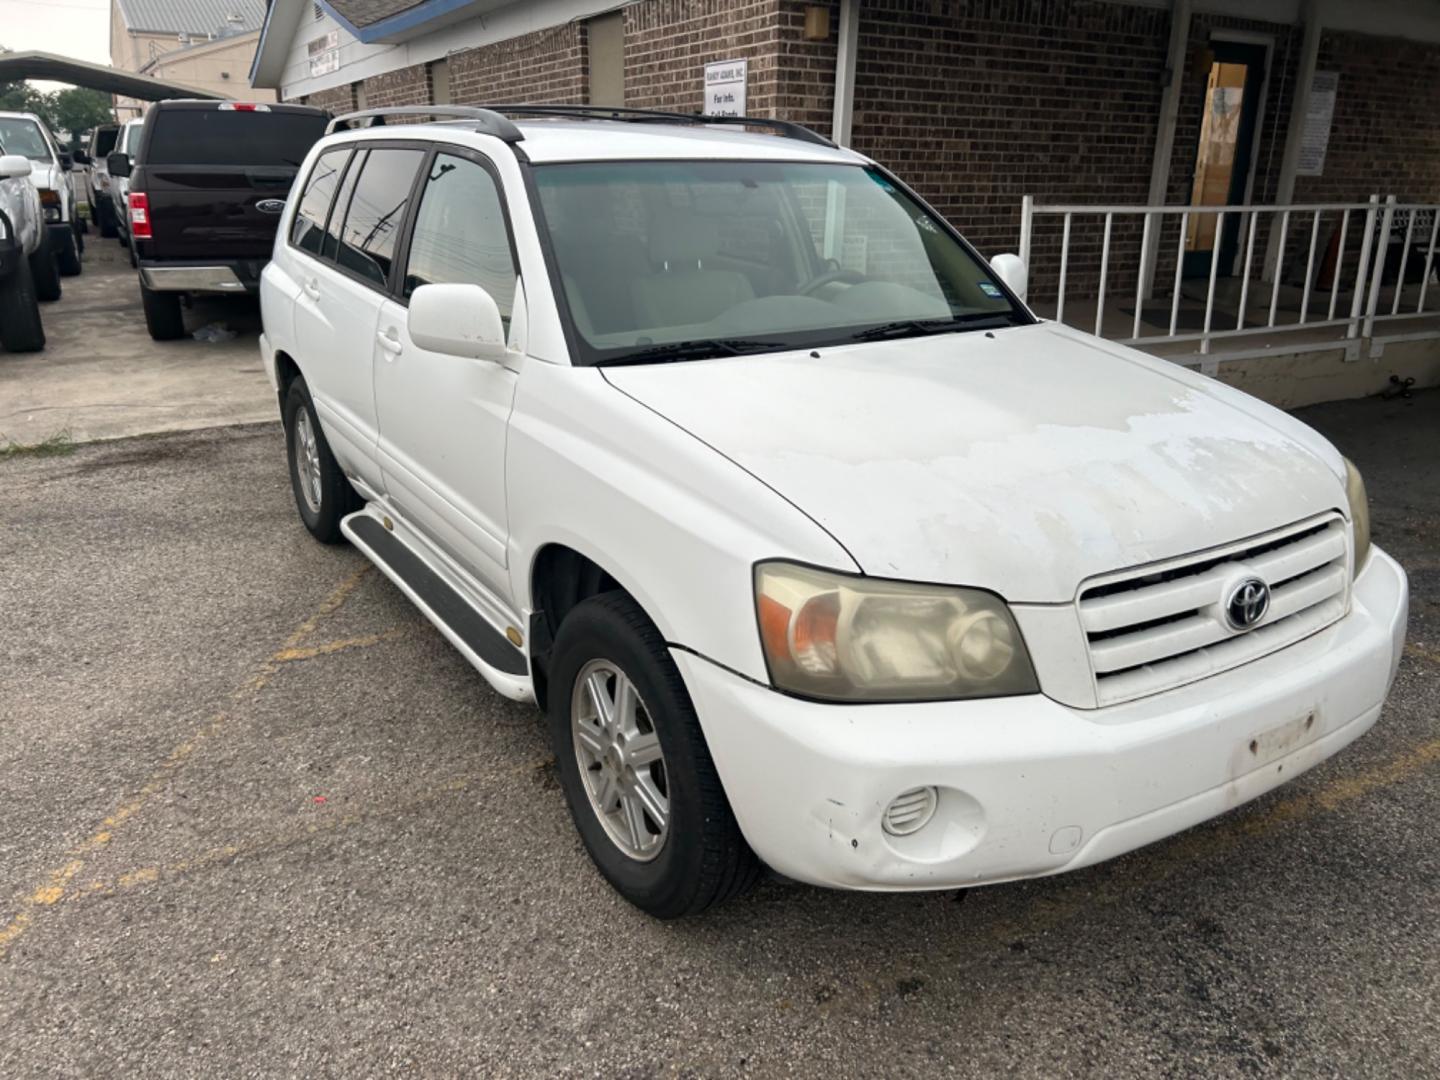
[259,105,1408,918]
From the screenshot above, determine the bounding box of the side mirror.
[72,149,91,166]
[407,283,508,361]
[59,151,74,171]
[0,155,32,179]
[989,253,1028,304]
[106,151,131,178]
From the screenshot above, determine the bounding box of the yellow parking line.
[272,628,406,663]
[0,565,371,962]
[1404,644,1440,667]
[991,735,1440,941]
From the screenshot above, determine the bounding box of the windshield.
[533,160,1027,365]
[0,118,53,163]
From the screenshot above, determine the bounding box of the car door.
[372,146,521,597]
[292,144,425,488]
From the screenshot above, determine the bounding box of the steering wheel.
[798,267,868,296]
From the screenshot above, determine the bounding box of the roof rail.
[325,105,524,142]
[479,104,836,147]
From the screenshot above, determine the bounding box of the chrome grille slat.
[1078,516,1349,706]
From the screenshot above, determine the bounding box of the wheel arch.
[527,540,669,712]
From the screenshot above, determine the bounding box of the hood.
[27,163,62,195]
[602,323,1348,602]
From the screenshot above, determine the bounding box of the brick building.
[249,0,1440,403]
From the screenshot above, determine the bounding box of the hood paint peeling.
[605,323,1348,602]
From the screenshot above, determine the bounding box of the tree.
[47,88,115,141]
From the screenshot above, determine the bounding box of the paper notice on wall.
[703,59,747,117]
[1296,71,1339,177]
[308,31,340,78]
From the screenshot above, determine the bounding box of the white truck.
[0,111,84,279]
[0,148,51,352]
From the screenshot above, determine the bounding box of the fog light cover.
[883,786,938,836]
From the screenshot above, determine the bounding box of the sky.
[2,0,113,89]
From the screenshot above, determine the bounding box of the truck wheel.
[74,217,86,251]
[284,376,361,543]
[140,283,185,341]
[0,256,46,352]
[548,592,761,918]
[97,199,118,239]
[55,228,82,277]
[29,231,62,303]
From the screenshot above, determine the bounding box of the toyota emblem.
[1224,577,1270,631]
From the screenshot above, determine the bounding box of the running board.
[342,511,534,703]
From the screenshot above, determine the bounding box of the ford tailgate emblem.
[256,199,286,214]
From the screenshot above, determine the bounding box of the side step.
[342,511,534,703]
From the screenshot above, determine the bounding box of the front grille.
[1078,515,1349,706]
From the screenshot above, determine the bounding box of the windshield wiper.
[848,312,1020,343]
[595,338,788,367]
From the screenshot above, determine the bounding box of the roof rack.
[326,106,524,141]
[325,103,835,147]
[478,104,836,147]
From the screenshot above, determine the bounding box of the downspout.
[831,0,859,147]
[1141,0,1191,300]
[1264,0,1322,281]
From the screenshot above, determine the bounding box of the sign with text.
[308,31,340,79]
[703,59,747,117]
[1296,71,1339,177]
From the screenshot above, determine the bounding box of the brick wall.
[449,23,589,105]
[301,82,359,114]
[844,0,1170,299]
[624,0,785,114]
[362,62,433,110]
[1296,30,1440,205]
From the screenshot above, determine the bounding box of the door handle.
[376,327,403,356]
[301,278,320,300]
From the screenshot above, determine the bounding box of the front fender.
[505,361,858,683]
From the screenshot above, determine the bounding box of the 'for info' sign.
[704,59,747,117]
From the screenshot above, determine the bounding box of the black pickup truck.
[108,100,328,340]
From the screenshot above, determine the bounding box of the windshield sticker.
[978,281,1003,298]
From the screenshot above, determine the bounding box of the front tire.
[140,282,185,340]
[548,592,760,918]
[284,376,361,543]
[29,231,61,303]
[55,227,82,276]
[0,257,46,352]
[97,199,118,238]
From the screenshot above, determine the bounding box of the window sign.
[308,30,340,78]
[1296,71,1339,177]
[703,59,747,117]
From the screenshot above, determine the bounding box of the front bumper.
[677,547,1408,891]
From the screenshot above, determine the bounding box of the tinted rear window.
[145,110,327,167]
[92,128,118,156]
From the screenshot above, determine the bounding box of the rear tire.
[548,592,761,918]
[140,282,185,341]
[55,228,82,276]
[0,257,46,353]
[284,376,361,544]
[29,231,61,303]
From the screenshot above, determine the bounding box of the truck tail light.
[218,102,270,112]
[128,192,152,239]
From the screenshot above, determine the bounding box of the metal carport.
[0,51,226,101]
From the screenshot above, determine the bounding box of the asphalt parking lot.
[2,295,1439,1072]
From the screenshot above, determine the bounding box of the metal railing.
[1018,193,1440,358]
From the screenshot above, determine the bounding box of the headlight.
[1344,458,1371,572]
[755,562,1039,702]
